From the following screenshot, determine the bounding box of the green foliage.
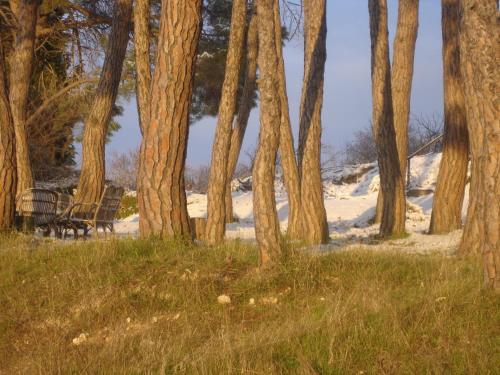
[0,237,498,374]
[116,194,138,219]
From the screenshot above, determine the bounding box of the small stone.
[72,333,88,345]
[217,295,231,304]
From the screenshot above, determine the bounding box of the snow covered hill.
[115,153,469,254]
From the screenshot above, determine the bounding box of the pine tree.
[137,0,203,237]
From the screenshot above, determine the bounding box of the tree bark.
[8,0,40,196]
[137,0,202,238]
[429,0,469,234]
[74,0,133,204]
[458,0,499,289]
[273,0,303,240]
[392,0,418,178]
[225,13,259,223]
[0,34,17,230]
[205,0,247,244]
[253,0,282,265]
[133,0,151,135]
[297,0,329,244]
[374,0,419,223]
[369,0,406,237]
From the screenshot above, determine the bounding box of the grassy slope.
[0,236,498,374]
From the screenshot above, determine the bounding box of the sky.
[102,0,443,167]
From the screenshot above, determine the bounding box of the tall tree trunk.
[8,0,40,196]
[273,0,303,240]
[225,13,259,223]
[369,0,406,237]
[0,34,17,230]
[374,0,419,223]
[429,0,469,234]
[392,0,418,179]
[134,0,151,135]
[205,0,247,244]
[297,0,329,244]
[253,0,282,265]
[74,0,133,204]
[458,0,499,289]
[137,0,202,237]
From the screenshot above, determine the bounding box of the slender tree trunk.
[273,0,303,240]
[392,0,418,178]
[8,0,40,196]
[137,0,202,237]
[429,0,469,234]
[0,35,17,230]
[225,13,259,223]
[74,0,133,204]
[253,0,282,265]
[205,0,247,244]
[134,0,151,135]
[458,0,499,289]
[369,0,406,237]
[374,0,419,223]
[297,0,329,244]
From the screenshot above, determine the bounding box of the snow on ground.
[114,153,468,254]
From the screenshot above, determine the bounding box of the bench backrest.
[94,186,124,224]
[56,193,74,216]
[17,189,58,226]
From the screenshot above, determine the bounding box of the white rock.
[217,295,231,304]
[72,333,88,345]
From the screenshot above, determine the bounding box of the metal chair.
[16,189,58,235]
[58,186,124,238]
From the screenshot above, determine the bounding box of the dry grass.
[0,235,498,374]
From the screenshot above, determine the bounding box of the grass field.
[0,235,498,374]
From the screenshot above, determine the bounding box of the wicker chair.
[56,192,74,216]
[58,186,124,238]
[53,193,74,237]
[16,189,59,234]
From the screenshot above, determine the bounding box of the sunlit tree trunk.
[225,13,258,223]
[369,0,406,237]
[138,0,202,237]
[134,0,151,135]
[8,0,40,195]
[206,0,247,244]
[429,0,469,234]
[272,1,303,240]
[75,0,133,204]
[374,0,418,223]
[253,0,282,264]
[392,0,418,180]
[458,0,499,289]
[297,0,329,244]
[0,34,17,230]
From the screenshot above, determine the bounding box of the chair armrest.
[64,202,98,220]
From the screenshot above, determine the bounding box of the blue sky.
[104,0,443,167]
